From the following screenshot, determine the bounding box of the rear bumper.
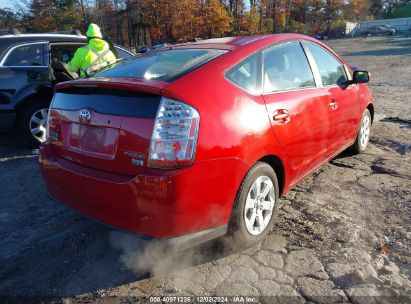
[0,111,16,129]
[39,144,249,239]
[50,191,227,250]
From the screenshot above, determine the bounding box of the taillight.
[148,97,200,168]
[45,105,51,143]
[45,106,59,143]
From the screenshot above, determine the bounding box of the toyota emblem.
[79,109,91,123]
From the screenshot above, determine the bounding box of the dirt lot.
[0,36,410,303]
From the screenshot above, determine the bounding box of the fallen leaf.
[380,244,390,254]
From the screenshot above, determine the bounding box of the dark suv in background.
[359,24,396,37]
[0,30,134,147]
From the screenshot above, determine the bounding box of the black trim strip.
[52,88,161,118]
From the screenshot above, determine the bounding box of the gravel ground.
[0,36,410,303]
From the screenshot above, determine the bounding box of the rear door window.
[305,43,348,86]
[96,48,227,81]
[262,42,316,93]
[3,43,45,66]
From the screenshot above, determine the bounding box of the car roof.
[0,33,87,43]
[167,33,320,51]
[165,33,344,75]
[0,34,133,58]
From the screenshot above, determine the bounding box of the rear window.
[52,88,161,118]
[95,48,227,81]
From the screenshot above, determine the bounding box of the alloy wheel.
[29,108,48,143]
[360,114,371,149]
[244,176,275,236]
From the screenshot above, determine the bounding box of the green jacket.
[68,38,116,76]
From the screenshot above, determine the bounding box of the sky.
[0,0,21,10]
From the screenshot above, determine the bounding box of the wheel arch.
[13,84,53,113]
[257,154,286,196]
[14,92,52,125]
[367,103,374,124]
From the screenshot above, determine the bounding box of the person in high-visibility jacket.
[68,23,116,77]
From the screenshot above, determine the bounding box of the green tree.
[54,0,82,30]
[369,0,384,18]
[29,0,82,32]
[0,8,19,29]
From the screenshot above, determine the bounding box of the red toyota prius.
[39,34,374,247]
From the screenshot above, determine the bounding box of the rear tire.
[17,102,49,148]
[228,162,279,247]
[349,109,372,154]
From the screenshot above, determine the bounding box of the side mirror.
[352,70,370,84]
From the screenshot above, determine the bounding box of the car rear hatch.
[48,78,167,175]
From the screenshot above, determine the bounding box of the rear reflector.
[148,97,200,168]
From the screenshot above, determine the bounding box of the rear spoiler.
[54,78,168,95]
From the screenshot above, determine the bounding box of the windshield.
[94,48,227,82]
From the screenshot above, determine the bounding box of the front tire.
[228,162,279,247]
[17,102,49,148]
[349,108,372,154]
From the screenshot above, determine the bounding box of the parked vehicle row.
[39,33,375,247]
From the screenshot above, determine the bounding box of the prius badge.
[124,151,145,166]
[79,109,91,123]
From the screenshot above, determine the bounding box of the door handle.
[328,100,338,110]
[273,109,290,124]
[27,70,42,81]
